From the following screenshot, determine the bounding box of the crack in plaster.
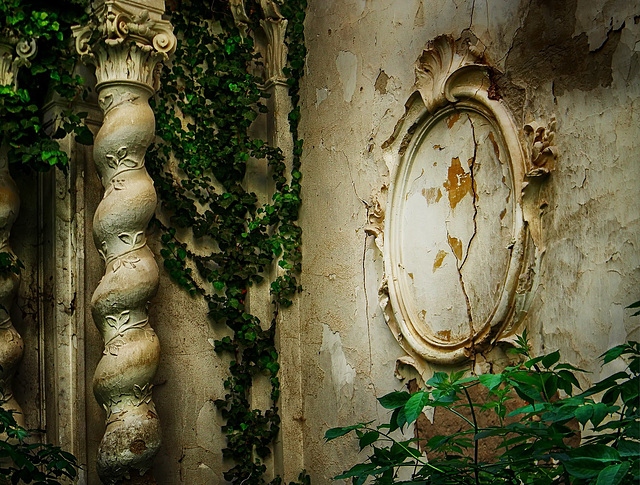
[459,115,480,274]
[362,235,374,373]
[468,0,476,31]
[446,227,474,338]
[496,0,533,66]
[443,116,480,342]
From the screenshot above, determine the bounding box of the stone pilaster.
[73,2,175,483]
[0,35,36,427]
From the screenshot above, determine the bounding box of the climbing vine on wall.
[147,1,307,483]
[0,0,92,172]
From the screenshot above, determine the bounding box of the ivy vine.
[147,1,307,483]
[0,0,92,172]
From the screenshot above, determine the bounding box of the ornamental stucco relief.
[379,36,554,365]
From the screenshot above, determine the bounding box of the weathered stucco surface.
[6,1,640,483]
[298,0,640,481]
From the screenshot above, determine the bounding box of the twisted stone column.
[0,36,36,426]
[73,2,175,483]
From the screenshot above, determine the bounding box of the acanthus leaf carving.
[524,117,558,177]
[0,37,37,87]
[414,35,487,114]
[364,184,387,253]
[230,0,251,36]
[73,1,176,91]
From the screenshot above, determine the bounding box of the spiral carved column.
[73,3,175,483]
[0,37,36,426]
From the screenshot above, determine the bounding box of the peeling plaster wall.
[299,0,640,481]
[5,1,638,483]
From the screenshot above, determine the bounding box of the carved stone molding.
[230,0,251,36]
[379,35,543,365]
[0,36,36,426]
[73,1,175,483]
[0,37,37,87]
[73,1,175,92]
[229,0,289,82]
[524,117,557,177]
[259,0,288,82]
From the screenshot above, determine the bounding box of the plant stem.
[613,402,628,448]
[446,407,476,428]
[371,428,446,474]
[462,385,480,485]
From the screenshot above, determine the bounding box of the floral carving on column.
[73,2,175,483]
[0,35,36,427]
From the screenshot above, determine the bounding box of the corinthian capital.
[259,0,288,82]
[0,36,37,88]
[73,0,176,92]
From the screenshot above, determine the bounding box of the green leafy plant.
[326,331,640,484]
[0,407,79,484]
[0,0,92,171]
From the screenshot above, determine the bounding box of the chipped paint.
[443,156,472,209]
[436,329,451,341]
[488,131,500,159]
[315,87,329,107]
[375,70,389,94]
[319,324,356,410]
[422,186,442,203]
[446,112,461,129]
[447,234,463,261]
[336,50,358,103]
[432,249,448,271]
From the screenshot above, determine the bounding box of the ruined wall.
[6,1,639,483]
[297,0,640,481]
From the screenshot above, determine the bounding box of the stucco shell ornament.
[379,35,540,365]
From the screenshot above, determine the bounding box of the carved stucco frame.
[379,35,531,364]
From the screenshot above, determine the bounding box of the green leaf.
[478,373,502,391]
[324,423,369,441]
[575,405,594,426]
[557,369,581,392]
[618,440,640,458]
[358,431,379,449]
[595,462,630,485]
[563,458,611,479]
[590,402,610,427]
[377,391,410,409]
[404,392,426,424]
[541,350,560,369]
[335,463,378,480]
[602,345,627,364]
[474,428,503,440]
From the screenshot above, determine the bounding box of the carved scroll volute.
[0,36,36,426]
[73,2,175,483]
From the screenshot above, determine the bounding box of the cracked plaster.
[299,0,639,482]
[9,0,640,483]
